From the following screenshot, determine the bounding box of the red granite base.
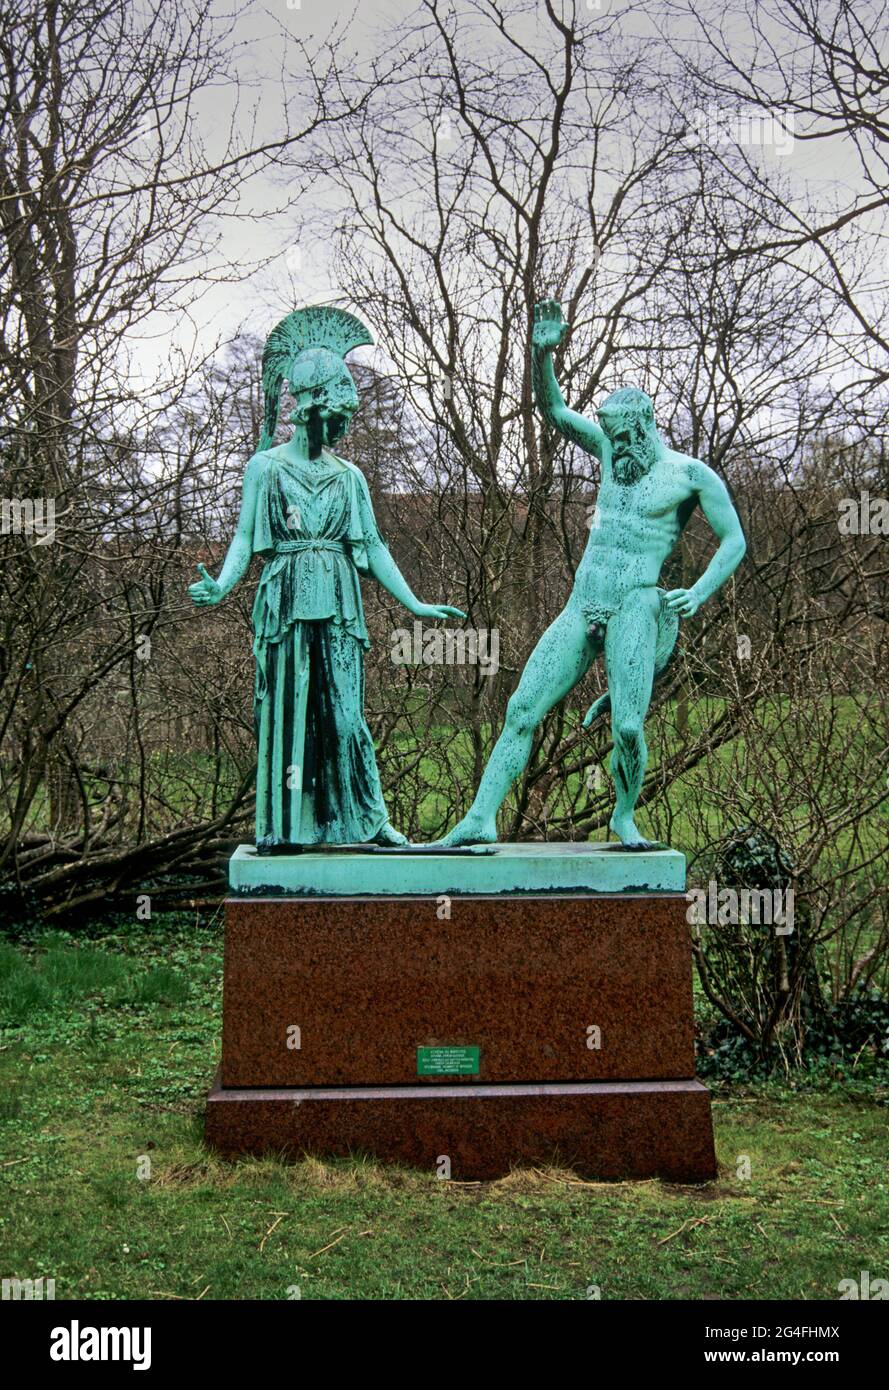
[220,894,696,1086]
[205,1074,717,1182]
[207,891,716,1181]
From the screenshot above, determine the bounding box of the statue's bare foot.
[435,814,498,847]
[609,813,658,850]
[373,822,410,846]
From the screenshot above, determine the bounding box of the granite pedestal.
[205,843,717,1181]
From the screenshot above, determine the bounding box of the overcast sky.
[132,0,872,385]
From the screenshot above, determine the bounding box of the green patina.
[438,299,748,850]
[188,307,464,851]
[227,841,686,896]
[190,300,745,860]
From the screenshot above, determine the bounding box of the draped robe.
[250,447,390,847]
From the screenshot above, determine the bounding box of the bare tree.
[0,0,368,914]
[1,1,885,1063]
[282,0,888,1049]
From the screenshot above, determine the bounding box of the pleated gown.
[250,447,391,848]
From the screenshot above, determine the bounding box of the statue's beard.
[610,423,657,485]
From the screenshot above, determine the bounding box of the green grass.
[0,918,886,1300]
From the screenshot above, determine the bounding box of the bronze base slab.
[205,1073,718,1182]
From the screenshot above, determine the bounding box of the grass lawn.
[1,917,886,1301]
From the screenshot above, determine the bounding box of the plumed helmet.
[257,306,374,451]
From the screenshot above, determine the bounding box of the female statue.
[188,306,464,852]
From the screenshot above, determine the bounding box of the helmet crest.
[258,307,374,451]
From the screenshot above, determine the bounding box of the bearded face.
[599,407,658,485]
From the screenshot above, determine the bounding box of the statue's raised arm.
[438,295,747,851]
[530,299,607,460]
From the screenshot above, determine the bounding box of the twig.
[658,1215,712,1245]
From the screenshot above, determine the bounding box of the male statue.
[440,299,747,849]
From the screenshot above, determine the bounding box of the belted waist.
[273,539,347,554]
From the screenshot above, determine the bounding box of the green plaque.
[417,1045,480,1076]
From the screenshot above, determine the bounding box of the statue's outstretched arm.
[364,538,466,623]
[188,454,262,607]
[531,299,607,460]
